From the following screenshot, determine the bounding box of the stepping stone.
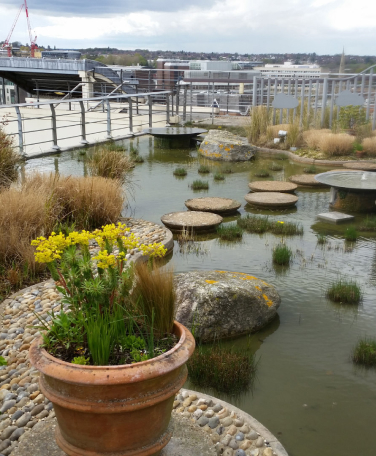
[161,211,223,233]
[248,181,297,193]
[185,197,241,215]
[317,212,355,224]
[244,192,298,208]
[289,174,328,187]
[343,162,376,171]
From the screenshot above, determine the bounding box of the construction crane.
[1,4,24,57]
[24,0,37,57]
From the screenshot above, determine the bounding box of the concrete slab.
[317,212,355,223]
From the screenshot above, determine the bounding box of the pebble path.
[0,219,283,456]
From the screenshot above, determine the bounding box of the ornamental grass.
[0,127,21,188]
[362,137,376,156]
[319,133,354,156]
[87,145,134,182]
[302,129,331,150]
[352,338,376,367]
[187,343,257,394]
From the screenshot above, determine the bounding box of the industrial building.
[41,50,82,59]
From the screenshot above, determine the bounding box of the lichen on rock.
[198,130,256,162]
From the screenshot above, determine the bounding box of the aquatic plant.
[326,279,362,304]
[237,215,303,235]
[316,233,327,244]
[254,169,270,178]
[191,180,209,190]
[268,162,283,171]
[272,244,292,265]
[352,337,376,367]
[358,215,376,231]
[221,165,233,174]
[173,167,187,176]
[344,226,358,241]
[216,224,243,241]
[303,165,318,174]
[87,146,133,182]
[198,164,211,174]
[213,172,225,181]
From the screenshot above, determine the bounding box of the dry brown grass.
[303,129,331,150]
[132,262,175,336]
[0,128,21,188]
[87,145,134,183]
[266,123,291,141]
[319,133,355,156]
[362,137,376,156]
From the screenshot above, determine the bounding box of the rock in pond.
[199,130,256,161]
[174,270,280,342]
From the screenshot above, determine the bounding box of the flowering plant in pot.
[29,223,195,456]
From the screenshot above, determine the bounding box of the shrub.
[173,167,187,176]
[191,180,209,190]
[326,279,362,304]
[352,338,376,367]
[319,133,354,156]
[0,128,20,187]
[198,164,210,174]
[87,146,133,182]
[362,137,376,156]
[303,165,318,174]
[338,106,367,131]
[272,244,292,265]
[187,343,257,394]
[268,162,283,171]
[213,172,225,181]
[254,169,270,178]
[344,226,358,241]
[216,224,243,241]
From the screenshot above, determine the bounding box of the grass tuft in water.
[316,233,327,244]
[173,167,187,177]
[254,169,270,178]
[268,162,283,171]
[198,164,211,174]
[358,216,376,231]
[213,172,225,181]
[344,226,358,241]
[237,215,303,235]
[133,155,144,163]
[303,165,318,174]
[221,165,233,174]
[352,338,376,367]
[272,244,292,265]
[187,343,257,394]
[216,224,243,241]
[326,279,362,304]
[191,180,209,190]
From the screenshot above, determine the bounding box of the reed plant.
[213,172,225,181]
[272,244,292,265]
[191,180,209,190]
[254,169,270,178]
[344,226,358,241]
[286,122,301,148]
[352,338,376,367]
[326,279,362,304]
[198,164,211,174]
[173,167,187,176]
[0,127,20,188]
[87,146,133,182]
[187,343,257,394]
[268,162,283,171]
[246,106,272,144]
[216,224,243,241]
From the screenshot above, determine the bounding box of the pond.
[24,136,376,456]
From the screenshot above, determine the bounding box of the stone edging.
[173,388,288,456]
[255,146,376,166]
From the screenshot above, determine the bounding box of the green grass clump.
[326,279,362,304]
[213,172,225,181]
[316,233,327,244]
[275,153,288,160]
[358,216,376,231]
[191,180,209,190]
[173,167,187,177]
[221,165,233,174]
[87,147,133,183]
[187,344,257,394]
[254,169,270,178]
[133,155,144,163]
[268,162,283,171]
[198,164,211,174]
[344,226,358,241]
[272,244,292,265]
[303,165,318,174]
[352,338,376,367]
[216,224,243,241]
[237,215,303,235]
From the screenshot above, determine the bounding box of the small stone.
[239,425,250,434]
[205,410,214,418]
[256,437,264,448]
[234,418,244,427]
[0,426,17,440]
[0,419,11,431]
[176,406,185,414]
[248,431,258,440]
[221,417,233,427]
[216,425,225,435]
[0,400,16,414]
[193,409,203,419]
[10,427,25,441]
[220,434,232,446]
[182,398,193,407]
[213,403,223,413]
[29,391,40,400]
[223,449,234,456]
[36,410,49,419]
[10,410,23,421]
[215,443,226,456]
[199,404,208,411]
[239,440,252,450]
[33,394,44,404]
[228,439,239,450]
[173,400,180,409]
[263,449,273,456]
[26,420,37,428]
[235,450,246,456]
[226,425,237,436]
[197,416,209,427]
[211,433,220,444]
[45,402,54,411]
[181,390,189,399]
[182,411,191,418]
[203,425,212,434]
[188,394,197,401]
[188,405,197,413]
[0,439,11,452]
[30,404,44,416]
[208,416,220,429]
[16,413,31,428]
[218,407,229,418]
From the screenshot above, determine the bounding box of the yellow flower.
[278,221,284,224]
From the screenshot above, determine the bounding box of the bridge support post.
[79,71,95,109]
[49,104,61,151]
[106,100,112,139]
[79,101,89,145]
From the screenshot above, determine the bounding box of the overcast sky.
[1,0,375,55]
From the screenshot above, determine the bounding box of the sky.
[0,0,375,55]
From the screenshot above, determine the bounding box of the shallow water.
[24,136,376,456]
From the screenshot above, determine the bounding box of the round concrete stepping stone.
[288,174,328,187]
[161,211,223,232]
[248,181,297,193]
[244,192,298,208]
[185,197,241,215]
[343,162,376,171]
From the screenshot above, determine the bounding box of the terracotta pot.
[29,321,195,456]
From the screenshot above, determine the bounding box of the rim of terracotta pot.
[29,320,195,386]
